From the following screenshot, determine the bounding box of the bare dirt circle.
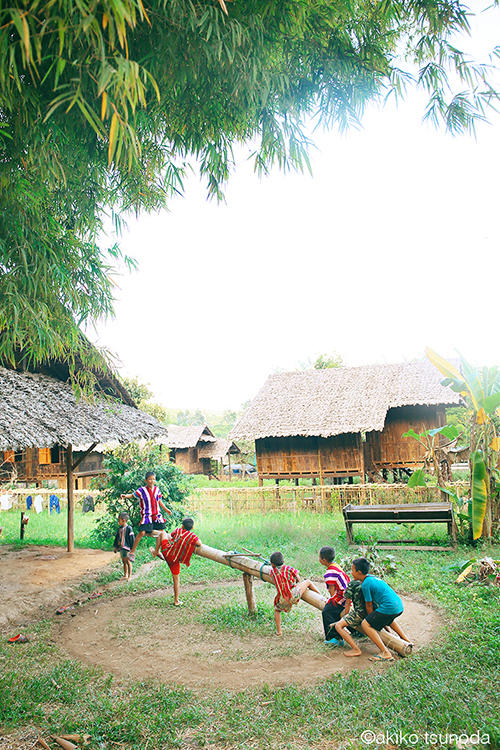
[0,546,442,692]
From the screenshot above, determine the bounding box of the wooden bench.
[342,502,457,550]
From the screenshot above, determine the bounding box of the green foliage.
[340,542,401,578]
[175,409,205,427]
[298,351,344,370]
[121,375,167,422]
[91,442,192,541]
[2,0,499,379]
[446,406,471,441]
[427,348,500,538]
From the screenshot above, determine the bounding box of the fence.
[186,482,468,515]
[1,482,469,516]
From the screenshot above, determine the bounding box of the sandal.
[8,634,29,643]
[56,605,74,614]
[369,654,394,662]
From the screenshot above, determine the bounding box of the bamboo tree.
[1,0,499,372]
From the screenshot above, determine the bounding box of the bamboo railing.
[187,482,468,515]
[1,482,469,516]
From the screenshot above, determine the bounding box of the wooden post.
[228,452,232,482]
[20,511,29,540]
[243,572,257,616]
[66,443,74,553]
[359,433,365,483]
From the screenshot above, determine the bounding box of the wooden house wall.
[365,405,445,469]
[0,447,103,486]
[172,447,204,475]
[256,435,362,479]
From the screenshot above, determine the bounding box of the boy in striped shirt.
[319,546,350,645]
[150,518,201,606]
[269,551,321,636]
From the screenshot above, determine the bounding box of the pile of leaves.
[455,557,500,587]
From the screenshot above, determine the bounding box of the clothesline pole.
[66,443,74,553]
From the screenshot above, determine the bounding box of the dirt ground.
[0,545,442,692]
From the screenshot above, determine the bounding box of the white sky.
[92,1,500,413]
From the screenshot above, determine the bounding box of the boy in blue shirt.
[352,556,413,662]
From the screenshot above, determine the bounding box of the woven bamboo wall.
[256,435,362,479]
[366,405,444,468]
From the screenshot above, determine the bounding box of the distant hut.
[229,360,461,485]
[163,425,239,478]
[0,347,167,550]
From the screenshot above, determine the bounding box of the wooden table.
[342,502,457,550]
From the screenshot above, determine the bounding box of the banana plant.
[402,424,460,489]
[426,348,500,539]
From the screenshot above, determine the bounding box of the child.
[269,551,321,636]
[334,578,367,657]
[121,471,172,561]
[113,512,135,581]
[352,556,413,661]
[319,546,350,645]
[150,518,201,606]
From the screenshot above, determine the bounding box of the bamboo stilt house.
[229,360,461,483]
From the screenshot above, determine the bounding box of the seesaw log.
[194,543,412,657]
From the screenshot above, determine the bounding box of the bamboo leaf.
[108,112,119,164]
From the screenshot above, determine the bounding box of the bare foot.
[174,601,183,607]
[344,649,362,657]
[276,632,282,637]
[149,546,156,557]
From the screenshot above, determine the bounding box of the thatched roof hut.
[0,342,167,550]
[0,366,166,451]
[230,360,461,483]
[162,424,216,449]
[230,360,460,440]
[159,425,239,478]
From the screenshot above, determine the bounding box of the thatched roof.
[160,424,216,449]
[229,360,461,441]
[2,333,136,407]
[0,366,167,451]
[197,439,239,461]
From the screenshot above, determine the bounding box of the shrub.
[91,443,192,543]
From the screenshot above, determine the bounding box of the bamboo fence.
[1,482,469,516]
[186,482,469,516]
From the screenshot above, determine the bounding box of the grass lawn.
[0,509,499,749]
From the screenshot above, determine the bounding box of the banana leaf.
[471,451,488,540]
[408,468,426,488]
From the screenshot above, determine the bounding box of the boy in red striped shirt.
[269,551,321,636]
[319,546,350,645]
[150,518,201,606]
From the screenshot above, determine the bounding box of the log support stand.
[243,572,257,617]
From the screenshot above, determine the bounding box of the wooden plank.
[376,545,454,551]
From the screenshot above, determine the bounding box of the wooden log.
[194,544,412,656]
[243,573,257,616]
